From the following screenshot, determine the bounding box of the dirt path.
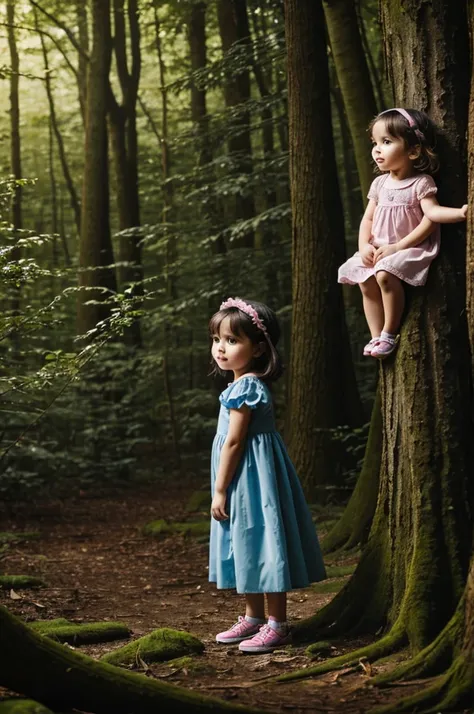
[0,480,434,713]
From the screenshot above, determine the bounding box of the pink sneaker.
[363,337,380,356]
[238,623,291,653]
[215,616,263,644]
[371,334,400,359]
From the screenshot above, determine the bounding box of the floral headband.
[220,297,267,334]
[379,107,425,143]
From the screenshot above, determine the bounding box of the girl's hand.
[461,204,468,219]
[211,489,228,521]
[374,244,398,263]
[360,244,375,267]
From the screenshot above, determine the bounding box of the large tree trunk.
[284,0,363,500]
[217,0,256,248]
[77,0,117,335]
[283,0,473,683]
[0,607,258,714]
[323,0,378,199]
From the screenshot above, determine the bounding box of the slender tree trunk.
[287,0,473,684]
[75,0,88,127]
[284,0,363,500]
[108,0,143,347]
[35,7,81,234]
[217,0,256,248]
[77,0,117,335]
[6,0,22,333]
[323,0,378,199]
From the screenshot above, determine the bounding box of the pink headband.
[379,107,425,142]
[220,297,267,334]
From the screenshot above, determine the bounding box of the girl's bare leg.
[359,276,385,337]
[376,271,405,334]
[245,593,265,619]
[266,592,287,622]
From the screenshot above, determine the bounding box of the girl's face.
[211,316,262,379]
[371,120,419,176]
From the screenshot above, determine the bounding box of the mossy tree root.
[370,654,474,714]
[0,576,46,590]
[0,607,261,714]
[278,625,406,683]
[373,606,462,686]
[322,390,382,555]
[31,620,131,645]
[101,628,204,666]
[292,532,391,644]
[0,701,54,714]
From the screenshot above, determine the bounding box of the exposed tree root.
[322,390,381,555]
[0,700,54,714]
[371,654,474,714]
[277,626,407,682]
[0,606,261,714]
[373,607,462,686]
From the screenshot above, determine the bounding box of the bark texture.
[77,0,117,335]
[217,0,256,248]
[0,607,260,714]
[323,0,378,198]
[284,0,363,498]
[284,0,473,680]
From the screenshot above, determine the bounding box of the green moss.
[0,700,54,713]
[311,578,346,594]
[324,565,356,578]
[185,491,210,513]
[305,640,334,657]
[30,619,71,632]
[30,620,131,645]
[167,656,215,675]
[143,520,209,538]
[0,575,45,590]
[102,628,205,667]
[0,532,40,544]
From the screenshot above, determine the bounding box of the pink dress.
[338,173,440,286]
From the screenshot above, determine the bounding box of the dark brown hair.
[209,299,283,383]
[369,109,439,175]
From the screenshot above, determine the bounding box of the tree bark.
[77,0,117,335]
[108,0,143,347]
[323,0,378,199]
[75,0,88,127]
[284,0,363,500]
[285,0,473,683]
[0,606,259,714]
[217,0,256,248]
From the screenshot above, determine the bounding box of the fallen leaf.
[9,589,22,600]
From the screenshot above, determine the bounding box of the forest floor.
[0,476,460,714]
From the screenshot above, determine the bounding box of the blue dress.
[209,375,326,594]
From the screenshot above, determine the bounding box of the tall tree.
[75,0,88,126]
[77,0,117,335]
[286,0,473,686]
[322,0,378,199]
[217,0,256,248]
[108,0,143,347]
[284,0,363,499]
[7,0,22,232]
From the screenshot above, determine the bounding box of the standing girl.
[208,298,326,654]
[338,108,467,358]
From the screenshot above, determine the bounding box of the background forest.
[0,0,381,501]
